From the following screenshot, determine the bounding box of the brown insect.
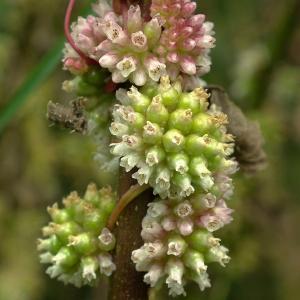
[47,98,87,134]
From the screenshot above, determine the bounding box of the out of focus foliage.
[0,0,299,300]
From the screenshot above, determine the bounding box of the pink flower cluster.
[63,0,215,86]
[152,0,215,80]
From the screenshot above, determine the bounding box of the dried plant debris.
[208,86,267,174]
[47,98,87,134]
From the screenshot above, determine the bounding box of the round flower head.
[151,0,215,79]
[132,193,233,296]
[110,76,237,200]
[38,184,117,287]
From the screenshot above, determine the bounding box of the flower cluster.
[151,0,215,81]
[38,184,116,287]
[110,77,237,199]
[132,192,233,296]
[63,0,215,86]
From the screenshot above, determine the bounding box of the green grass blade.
[0,3,94,134]
[0,38,65,133]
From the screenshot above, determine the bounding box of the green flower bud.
[53,247,79,268]
[146,146,165,166]
[167,153,189,174]
[55,222,81,244]
[178,93,201,114]
[183,249,207,275]
[84,183,101,206]
[47,204,70,224]
[128,87,151,114]
[163,129,185,153]
[68,233,97,255]
[185,229,213,252]
[168,109,193,135]
[143,121,163,144]
[81,256,99,283]
[83,211,106,233]
[82,67,106,86]
[192,113,213,135]
[146,96,169,126]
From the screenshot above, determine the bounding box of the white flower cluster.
[132,191,233,296]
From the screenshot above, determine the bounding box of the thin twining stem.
[64,0,97,65]
[107,184,150,230]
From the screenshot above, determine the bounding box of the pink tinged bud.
[180,57,197,75]
[131,31,148,50]
[141,216,164,241]
[167,52,180,63]
[95,40,113,53]
[144,264,164,287]
[182,38,196,51]
[182,2,197,17]
[99,53,119,68]
[199,214,223,232]
[177,218,194,236]
[161,216,177,232]
[116,56,137,77]
[213,200,234,225]
[181,26,194,38]
[127,5,143,33]
[187,14,206,27]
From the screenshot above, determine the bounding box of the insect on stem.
[107,184,150,230]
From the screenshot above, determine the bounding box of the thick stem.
[108,170,153,300]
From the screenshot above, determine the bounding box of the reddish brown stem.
[108,170,153,300]
[64,0,97,65]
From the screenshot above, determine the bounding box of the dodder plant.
[38,0,265,298]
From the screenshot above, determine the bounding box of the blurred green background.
[0,0,299,299]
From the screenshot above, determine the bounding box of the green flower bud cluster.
[63,67,109,97]
[132,193,232,296]
[38,184,117,287]
[110,76,237,199]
